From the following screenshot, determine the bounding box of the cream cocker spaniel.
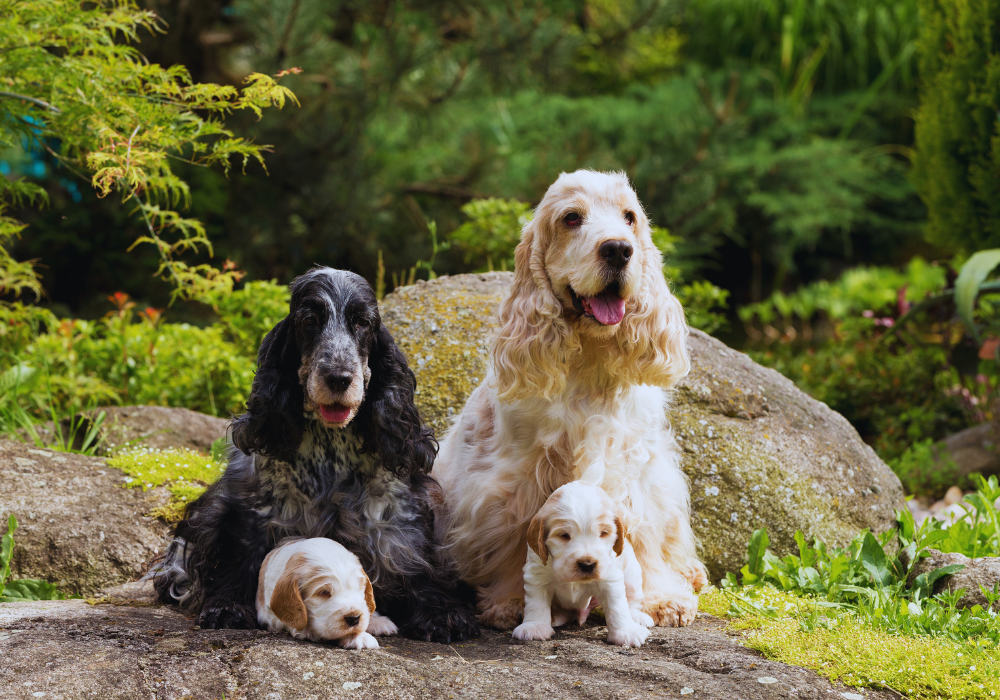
[432,169,707,630]
[513,481,653,647]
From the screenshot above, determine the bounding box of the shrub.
[911,0,1000,253]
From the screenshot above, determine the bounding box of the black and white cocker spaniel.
[151,267,479,643]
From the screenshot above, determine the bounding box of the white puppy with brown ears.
[513,481,653,647]
[256,538,398,648]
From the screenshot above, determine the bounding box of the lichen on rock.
[381,273,906,581]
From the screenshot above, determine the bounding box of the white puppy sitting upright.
[513,482,654,647]
[257,538,398,648]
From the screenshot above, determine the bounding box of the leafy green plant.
[449,198,531,272]
[0,0,296,305]
[0,515,66,602]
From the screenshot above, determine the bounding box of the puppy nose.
[325,371,353,393]
[577,559,597,574]
[344,614,361,628]
[599,240,633,270]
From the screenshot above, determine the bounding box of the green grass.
[708,476,1000,698]
[106,446,226,523]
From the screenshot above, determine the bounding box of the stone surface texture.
[0,598,896,700]
[0,439,170,596]
[381,273,907,582]
[93,405,230,454]
[908,549,1000,608]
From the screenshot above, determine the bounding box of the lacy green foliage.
[0,0,296,302]
[911,0,1000,254]
[107,446,226,523]
[448,198,531,272]
[714,483,1000,697]
[0,515,66,602]
[676,281,730,335]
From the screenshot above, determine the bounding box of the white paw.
[512,621,555,641]
[340,632,379,649]
[633,610,655,628]
[367,613,398,636]
[606,623,649,648]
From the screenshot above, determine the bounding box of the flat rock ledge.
[0,599,896,700]
[381,273,907,581]
[908,549,1000,608]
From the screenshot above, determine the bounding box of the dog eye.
[559,533,571,541]
[600,530,611,538]
[564,212,581,227]
[317,589,332,598]
[301,313,318,329]
[624,211,635,225]
[355,317,370,329]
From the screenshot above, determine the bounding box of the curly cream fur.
[433,170,706,631]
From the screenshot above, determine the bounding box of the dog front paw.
[340,632,379,649]
[632,610,656,628]
[642,591,698,627]
[367,613,398,636]
[479,597,524,631]
[512,621,555,641]
[406,605,480,643]
[683,560,709,592]
[606,623,649,647]
[197,601,257,630]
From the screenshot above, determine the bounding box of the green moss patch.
[106,447,225,523]
[700,586,1000,699]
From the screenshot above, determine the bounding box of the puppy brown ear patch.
[363,572,376,614]
[271,552,308,631]
[526,511,549,566]
[613,515,626,557]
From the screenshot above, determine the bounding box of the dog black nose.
[599,240,632,270]
[325,372,353,393]
[345,614,361,627]
[577,559,597,574]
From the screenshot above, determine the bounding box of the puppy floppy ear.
[613,514,627,557]
[270,553,308,631]
[232,315,304,462]
[612,214,690,389]
[526,510,549,566]
[356,322,437,478]
[492,217,579,402]
[362,572,376,614]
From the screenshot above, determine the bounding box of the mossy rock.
[381,273,906,582]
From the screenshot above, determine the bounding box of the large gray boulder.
[0,439,169,596]
[0,598,898,699]
[381,273,906,581]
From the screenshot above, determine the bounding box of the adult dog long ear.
[232,315,303,462]
[613,210,690,389]
[356,322,437,478]
[491,215,578,402]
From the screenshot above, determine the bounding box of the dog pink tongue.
[320,404,351,423]
[587,291,626,325]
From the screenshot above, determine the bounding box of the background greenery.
[2,0,1000,500]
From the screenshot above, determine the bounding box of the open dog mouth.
[319,403,353,423]
[569,281,626,326]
